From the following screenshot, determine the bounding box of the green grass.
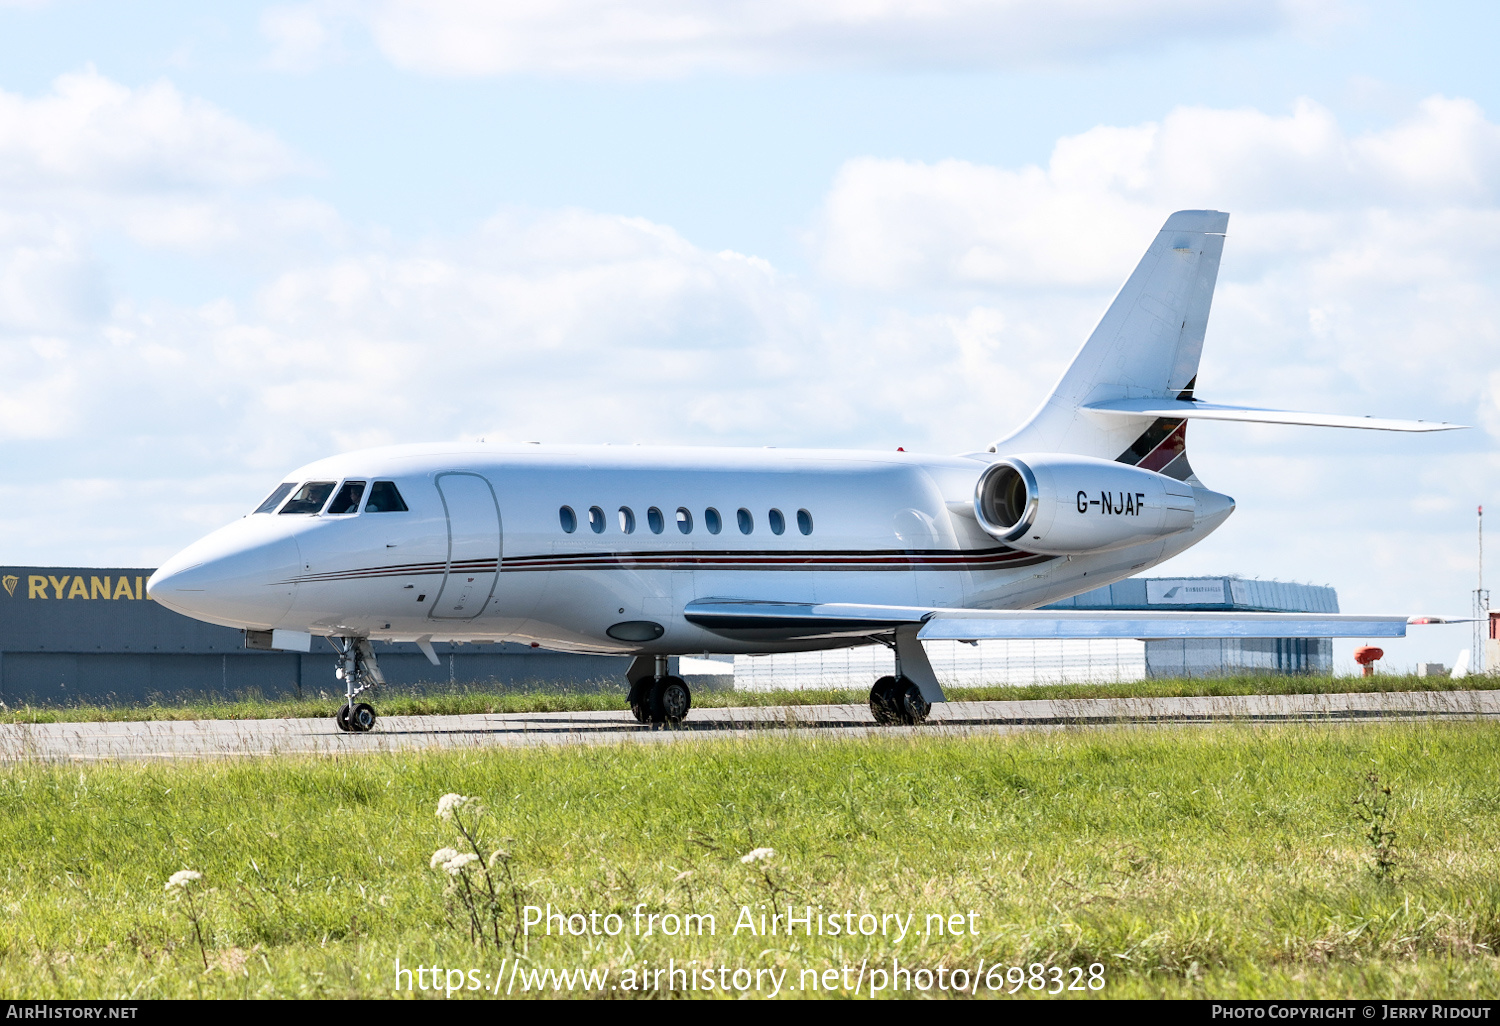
[2,672,1495,724]
[2,723,1498,998]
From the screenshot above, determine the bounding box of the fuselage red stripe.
[281,546,1047,584]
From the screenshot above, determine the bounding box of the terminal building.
[732,576,1336,689]
[0,566,1334,705]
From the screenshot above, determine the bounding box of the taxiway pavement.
[1,688,1496,762]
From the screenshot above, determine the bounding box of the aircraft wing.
[1082,398,1464,433]
[683,599,1410,644]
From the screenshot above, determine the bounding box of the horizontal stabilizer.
[684,599,1409,643]
[1084,399,1464,433]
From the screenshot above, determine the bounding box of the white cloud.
[0,68,301,192]
[817,96,1500,291]
[265,0,1326,78]
[0,69,332,268]
[814,96,1500,425]
[261,5,335,72]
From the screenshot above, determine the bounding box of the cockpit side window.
[364,481,409,513]
[253,482,296,514]
[280,481,337,514]
[326,480,366,515]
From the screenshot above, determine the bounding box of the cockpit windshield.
[253,483,296,514]
[279,481,337,514]
[326,481,366,515]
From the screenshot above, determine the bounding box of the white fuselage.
[147,442,1235,656]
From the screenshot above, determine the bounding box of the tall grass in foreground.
[1,672,1494,724]
[1,723,1498,998]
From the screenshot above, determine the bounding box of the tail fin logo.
[2,575,17,597]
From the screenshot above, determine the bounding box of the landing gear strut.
[332,637,385,733]
[868,626,943,726]
[625,655,692,726]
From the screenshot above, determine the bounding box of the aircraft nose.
[148,523,301,630]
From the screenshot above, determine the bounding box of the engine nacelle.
[973,453,1196,555]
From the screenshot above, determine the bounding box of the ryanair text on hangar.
[1,574,151,601]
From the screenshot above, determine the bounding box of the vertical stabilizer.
[993,210,1229,477]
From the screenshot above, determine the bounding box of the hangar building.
[0,566,1335,704]
[0,566,633,705]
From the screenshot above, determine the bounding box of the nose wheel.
[332,637,385,733]
[336,702,377,733]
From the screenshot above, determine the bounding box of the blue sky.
[0,0,1496,670]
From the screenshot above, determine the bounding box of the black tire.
[896,677,931,725]
[335,704,353,732]
[649,675,692,725]
[869,675,900,725]
[350,702,377,732]
[627,679,650,723]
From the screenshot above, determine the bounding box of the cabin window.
[647,507,665,534]
[619,507,636,533]
[365,481,409,512]
[326,481,366,515]
[676,507,693,534]
[768,508,785,535]
[280,481,336,515]
[797,508,814,535]
[253,482,295,514]
[705,508,722,534]
[737,508,753,534]
[559,506,577,533]
[589,506,606,534]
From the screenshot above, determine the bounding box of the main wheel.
[648,675,692,725]
[335,704,353,732]
[869,675,900,725]
[350,702,377,732]
[895,677,931,725]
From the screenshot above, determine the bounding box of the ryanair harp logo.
[2,575,16,597]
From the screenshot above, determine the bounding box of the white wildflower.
[165,869,202,891]
[740,847,775,864]
[436,793,476,820]
[429,847,460,870]
[443,853,479,876]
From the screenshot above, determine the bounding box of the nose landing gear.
[332,637,385,733]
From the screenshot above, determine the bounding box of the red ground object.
[1354,646,1385,677]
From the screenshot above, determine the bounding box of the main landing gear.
[869,675,931,726]
[332,637,385,733]
[625,655,692,726]
[868,625,944,727]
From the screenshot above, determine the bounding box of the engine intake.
[974,453,1196,555]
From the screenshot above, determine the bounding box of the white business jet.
[148,210,1459,732]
